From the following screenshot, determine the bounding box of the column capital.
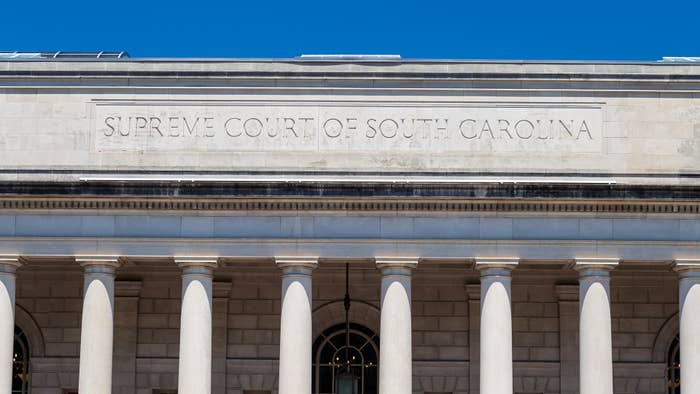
[673,259,700,278]
[0,255,22,273]
[275,256,319,275]
[375,256,418,273]
[175,256,219,275]
[76,255,121,274]
[572,258,619,277]
[475,257,518,277]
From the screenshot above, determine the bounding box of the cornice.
[1,61,699,92]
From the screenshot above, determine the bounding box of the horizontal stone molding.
[3,196,700,214]
[3,62,700,94]
[0,239,696,264]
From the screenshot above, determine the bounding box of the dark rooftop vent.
[0,51,130,59]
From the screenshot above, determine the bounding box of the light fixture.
[335,263,359,394]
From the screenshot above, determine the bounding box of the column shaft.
[77,257,120,394]
[276,257,318,394]
[0,257,21,394]
[476,258,518,394]
[176,258,217,394]
[574,258,618,394]
[674,260,700,394]
[376,257,417,394]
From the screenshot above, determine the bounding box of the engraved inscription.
[94,102,603,153]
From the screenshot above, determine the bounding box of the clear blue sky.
[3,0,699,60]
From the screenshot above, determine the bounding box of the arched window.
[313,323,379,394]
[13,326,30,394]
[667,335,680,394]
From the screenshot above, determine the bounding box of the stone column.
[573,258,618,394]
[673,259,700,394]
[376,257,418,394]
[77,256,121,394]
[176,257,218,394]
[475,257,518,394]
[556,284,579,394]
[276,257,318,394]
[0,256,21,394]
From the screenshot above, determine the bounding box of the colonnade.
[0,255,699,394]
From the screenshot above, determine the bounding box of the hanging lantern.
[335,262,359,394]
[335,370,359,394]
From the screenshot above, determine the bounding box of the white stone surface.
[476,258,518,394]
[77,257,120,394]
[0,257,20,394]
[376,257,417,394]
[574,258,618,394]
[3,213,700,243]
[674,259,700,394]
[276,257,317,394]
[0,61,698,180]
[176,257,217,394]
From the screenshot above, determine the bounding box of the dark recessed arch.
[14,305,45,358]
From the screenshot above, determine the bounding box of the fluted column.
[574,258,618,394]
[674,259,700,394]
[0,256,21,394]
[276,257,318,394]
[476,257,518,394]
[176,257,218,394]
[376,257,417,394]
[77,256,121,394]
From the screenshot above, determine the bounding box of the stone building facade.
[0,56,699,394]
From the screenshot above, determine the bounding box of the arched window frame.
[667,335,680,394]
[13,325,30,394]
[313,323,379,394]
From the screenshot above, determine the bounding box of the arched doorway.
[312,323,379,394]
[667,335,680,394]
[13,325,30,394]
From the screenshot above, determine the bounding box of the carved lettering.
[224,117,242,137]
[514,119,534,139]
[498,119,513,139]
[366,119,378,138]
[95,104,602,154]
[104,117,116,136]
[379,119,398,138]
[459,119,477,139]
[578,120,593,140]
[324,118,342,138]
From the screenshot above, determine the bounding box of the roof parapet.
[297,54,401,61]
[659,56,700,63]
[0,51,130,60]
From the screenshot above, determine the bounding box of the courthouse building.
[1,52,700,394]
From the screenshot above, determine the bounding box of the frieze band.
[94,102,602,152]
